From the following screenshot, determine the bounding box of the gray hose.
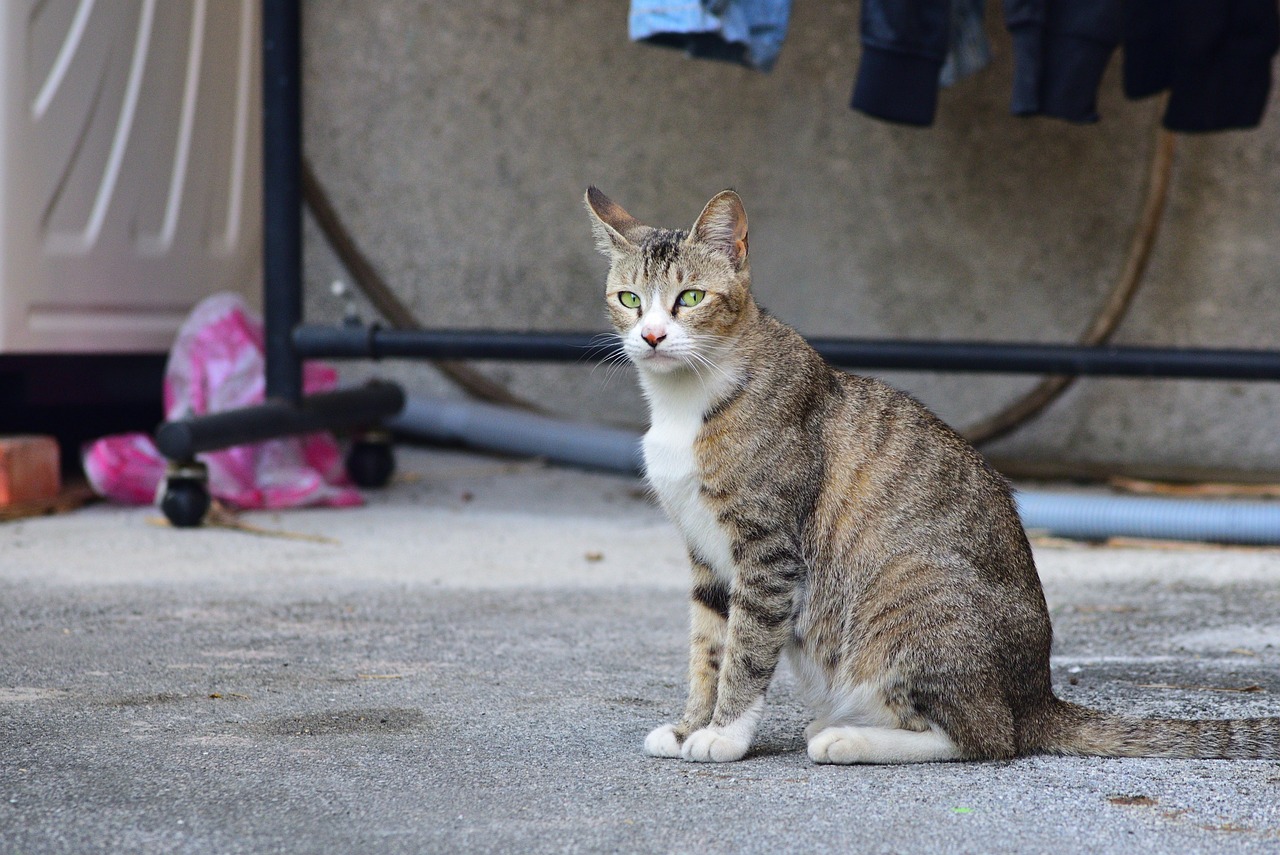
[389,396,1280,545]
[1015,491,1279,546]
[388,396,642,474]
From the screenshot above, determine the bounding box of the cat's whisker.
[686,363,727,407]
[596,351,628,371]
[605,357,638,385]
[685,358,722,393]
[580,333,626,367]
[588,348,636,386]
[685,349,736,390]
[583,331,630,381]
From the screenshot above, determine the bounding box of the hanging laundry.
[1124,0,1280,133]
[628,0,1277,132]
[940,0,993,88]
[629,0,792,72]
[850,0,952,126]
[1006,0,1123,123]
[1122,1,1171,99]
[851,0,993,127]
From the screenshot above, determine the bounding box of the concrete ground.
[3,446,1280,854]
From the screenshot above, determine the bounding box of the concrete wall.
[301,0,1280,477]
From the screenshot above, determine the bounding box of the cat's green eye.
[618,291,642,309]
[677,289,706,308]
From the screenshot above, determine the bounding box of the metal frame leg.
[153,0,404,526]
[262,0,304,404]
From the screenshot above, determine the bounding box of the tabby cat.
[585,185,1280,764]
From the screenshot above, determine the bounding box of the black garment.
[1005,0,1123,123]
[849,0,1277,131]
[850,0,951,126]
[1125,0,1280,132]
[850,0,1124,126]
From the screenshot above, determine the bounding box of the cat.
[584,185,1280,764]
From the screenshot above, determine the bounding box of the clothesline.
[629,0,1280,132]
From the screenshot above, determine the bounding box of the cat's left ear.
[690,190,748,270]
[584,186,645,256]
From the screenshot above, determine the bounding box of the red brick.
[0,435,61,506]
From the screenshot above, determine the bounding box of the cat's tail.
[1029,698,1280,759]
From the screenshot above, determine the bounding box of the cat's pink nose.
[642,327,666,348]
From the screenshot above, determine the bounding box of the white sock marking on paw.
[643,724,682,758]
[807,725,961,765]
[680,699,764,763]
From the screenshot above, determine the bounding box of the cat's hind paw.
[643,724,683,758]
[681,726,750,763]
[807,725,962,765]
[807,726,874,764]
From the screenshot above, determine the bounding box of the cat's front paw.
[681,726,749,763]
[643,724,683,758]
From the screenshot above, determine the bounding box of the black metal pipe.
[294,325,616,363]
[154,382,405,461]
[292,324,1280,381]
[262,0,303,403]
[805,339,1280,380]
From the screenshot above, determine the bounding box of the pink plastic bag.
[84,293,363,509]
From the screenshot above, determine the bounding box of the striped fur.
[586,187,1280,764]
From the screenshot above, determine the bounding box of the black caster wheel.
[160,462,211,528]
[346,431,395,488]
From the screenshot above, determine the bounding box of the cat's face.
[602,229,743,375]
[586,189,752,377]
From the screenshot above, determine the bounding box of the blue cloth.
[629,0,792,72]
[1004,0,1123,123]
[851,0,952,126]
[939,0,993,88]
[851,0,992,126]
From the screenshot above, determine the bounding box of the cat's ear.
[690,190,748,269]
[584,186,644,256]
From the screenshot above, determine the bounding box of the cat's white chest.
[641,376,737,583]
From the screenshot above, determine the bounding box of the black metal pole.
[155,382,405,461]
[292,324,1280,382]
[153,3,411,474]
[262,0,303,403]
[806,338,1280,380]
